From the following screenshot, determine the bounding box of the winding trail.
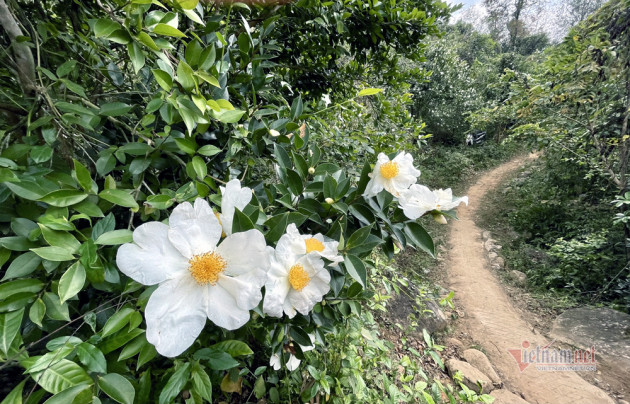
[446,154,615,404]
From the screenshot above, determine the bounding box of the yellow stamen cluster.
[379,161,399,179]
[305,238,324,253]
[189,252,227,285]
[288,263,310,291]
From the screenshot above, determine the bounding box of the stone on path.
[490,389,531,404]
[446,337,464,352]
[482,231,492,240]
[550,307,630,380]
[446,358,492,393]
[463,349,502,385]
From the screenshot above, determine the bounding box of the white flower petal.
[168,199,222,258]
[286,354,301,371]
[116,222,188,285]
[270,353,281,370]
[145,274,208,357]
[399,184,437,220]
[263,259,291,318]
[206,283,251,330]
[217,229,270,276]
[219,179,253,236]
[217,271,265,310]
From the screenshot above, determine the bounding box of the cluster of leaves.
[0,0,455,402]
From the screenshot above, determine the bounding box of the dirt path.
[446,154,616,404]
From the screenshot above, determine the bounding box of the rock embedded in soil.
[550,307,630,382]
[463,349,502,385]
[488,252,498,261]
[484,240,496,252]
[419,299,449,333]
[508,270,527,287]
[482,230,492,240]
[446,337,464,351]
[445,358,492,393]
[494,256,505,269]
[490,389,531,404]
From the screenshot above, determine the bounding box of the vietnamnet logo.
[508,340,597,372]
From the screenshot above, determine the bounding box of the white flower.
[270,334,316,371]
[263,230,331,318]
[399,184,438,220]
[433,188,468,211]
[363,152,421,198]
[283,223,343,266]
[399,185,469,220]
[218,179,252,237]
[116,198,269,357]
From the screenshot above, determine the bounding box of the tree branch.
[0,0,35,94]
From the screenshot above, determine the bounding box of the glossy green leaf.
[31,359,91,394]
[152,23,186,38]
[358,88,383,96]
[58,262,86,304]
[0,308,24,356]
[43,383,91,404]
[98,373,135,404]
[31,247,75,262]
[152,69,172,91]
[95,230,133,245]
[39,190,88,207]
[2,252,41,280]
[158,363,190,404]
[99,189,139,209]
[76,342,107,374]
[343,254,367,288]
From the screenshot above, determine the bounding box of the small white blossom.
[363,152,421,198]
[218,179,252,237]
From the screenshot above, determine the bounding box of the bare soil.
[445,153,618,404]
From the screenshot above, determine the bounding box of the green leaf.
[59,79,87,98]
[152,69,172,91]
[404,222,435,257]
[197,144,221,156]
[73,159,93,193]
[289,326,312,347]
[39,190,88,207]
[231,208,254,233]
[101,307,135,338]
[191,156,207,180]
[264,213,288,244]
[2,252,41,280]
[30,145,53,163]
[31,247,75,262]
[345,225,372,250]
[0,308,24,356]
[0,279,44,301]
[214,109,245,123]
[194,349,239,370]
[0,236,38,251]
[95,230,133,245]
[159,363,191,404]
[343,255,367,288]
[152,23,187,38]
[136,32,160,51]
[99,189,139,210]
[145,194,174,210]
[42,292,70,321]
[6,180,53,200]
[176,60,195,91]
[29,298,46,327]
[176,0,198,9]
[210,340,253,356]
[100,102,132,117]
[76,343,107,374]
[99,373,135,404]
[39,226,81,253]
[32,359,92,394]
[58,262,86,304]
[94,19,122,38]
[191,362,212,402]
[285,169,303,196]
[358,88,383,96]
[291,96,303,120]
[43,383,91,404]
[273,144,291,169]
[74,200,104,217]
[0,380,26,404]
[127,41,145,73]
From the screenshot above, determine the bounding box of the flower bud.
[308,167,315,175]
[269,129,281,137]
[432,213,448,224]
[325,197,334,204]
